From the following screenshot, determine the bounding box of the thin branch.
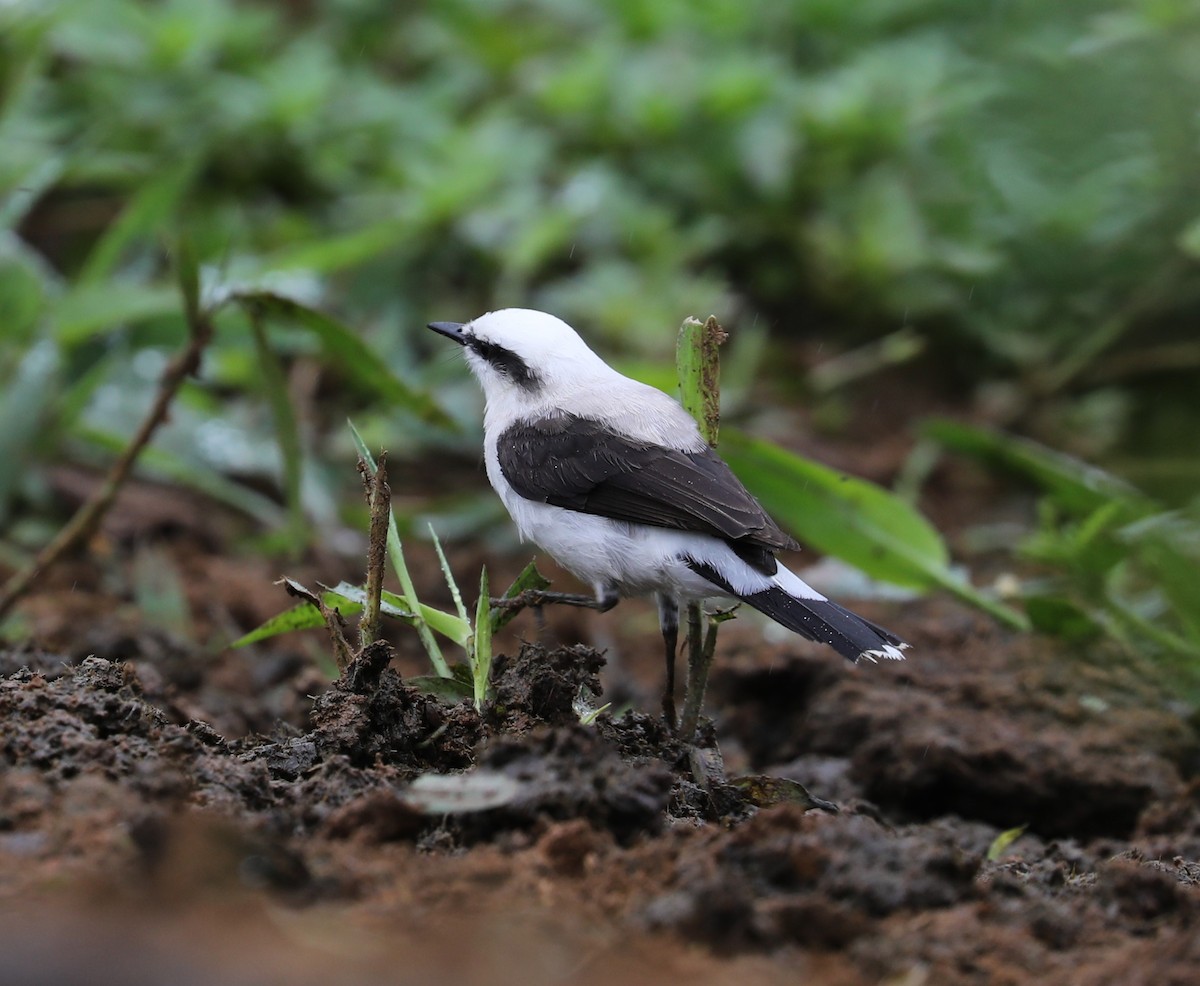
[0,291,214,619]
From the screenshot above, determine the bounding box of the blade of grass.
[231,599,344,647]
[472,567,492,711]
[430,524,469,623]
[77,162,196,286]
[231,581,473,649]
[52,283,182,344]
[336,581,470,644]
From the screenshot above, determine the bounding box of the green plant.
[235,422,551,709]
[926,420,1200,689]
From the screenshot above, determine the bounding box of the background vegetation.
[1,1,1198,682]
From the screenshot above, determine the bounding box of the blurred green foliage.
[4,0,1198,358]
[1,0,1198,660]
[929,420,1200,690]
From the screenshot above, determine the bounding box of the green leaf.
[328,580,471,646]
[1024,595,1102,642]
[986,825,1027,862]
[472,567,492,711]
[490,560,552,632]
[52,283,182,344]
[1178,215,1200,259]
[230,594,358,648]
[265,219,411,274]
[176,233,201,327]
[720,429,1027,629]
[237,291,451,425]
[923,420,1151,519]
[77,162,196,285]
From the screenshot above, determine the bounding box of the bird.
[428,308,908,723]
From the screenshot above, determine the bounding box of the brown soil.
[3,487,1200,984]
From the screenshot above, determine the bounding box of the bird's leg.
[679,602,715,742]
[656,594,680,728]
[489,583,618,645]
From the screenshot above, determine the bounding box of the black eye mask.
[468,337,540,390]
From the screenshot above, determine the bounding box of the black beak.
[427,321,467,345]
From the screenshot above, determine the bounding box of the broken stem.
[281,577,354,672]
[675,315,727,741]
[359,450,390,648]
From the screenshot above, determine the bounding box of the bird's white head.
[428,307,702,447]
[427,308,612,404]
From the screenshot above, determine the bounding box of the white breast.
[483,431,770,601]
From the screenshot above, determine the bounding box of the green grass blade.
[986,825,1027,861]
[52,283,182,344]
[472,567,492,711]
[265,219,410,274]
[330,581,470,645]
[231,587,365,648]
[381,589,469,644]
[77,162,196,286]
[176,233,201,328]
[430,524,469,623]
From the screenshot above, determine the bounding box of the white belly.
[483,460,720,600]
[483,432,786,602]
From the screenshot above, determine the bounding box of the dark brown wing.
[495,414,798,570]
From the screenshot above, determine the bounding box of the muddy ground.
[3,468,1200,986]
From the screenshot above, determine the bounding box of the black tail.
[687,560,907,664]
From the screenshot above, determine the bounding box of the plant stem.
[359,450,390,648]
[675,315,727,740]
[678,603,712,740]
[0,249,214,619]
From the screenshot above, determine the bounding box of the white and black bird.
[428,309,907,716]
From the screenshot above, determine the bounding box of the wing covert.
[495,414,798,560]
